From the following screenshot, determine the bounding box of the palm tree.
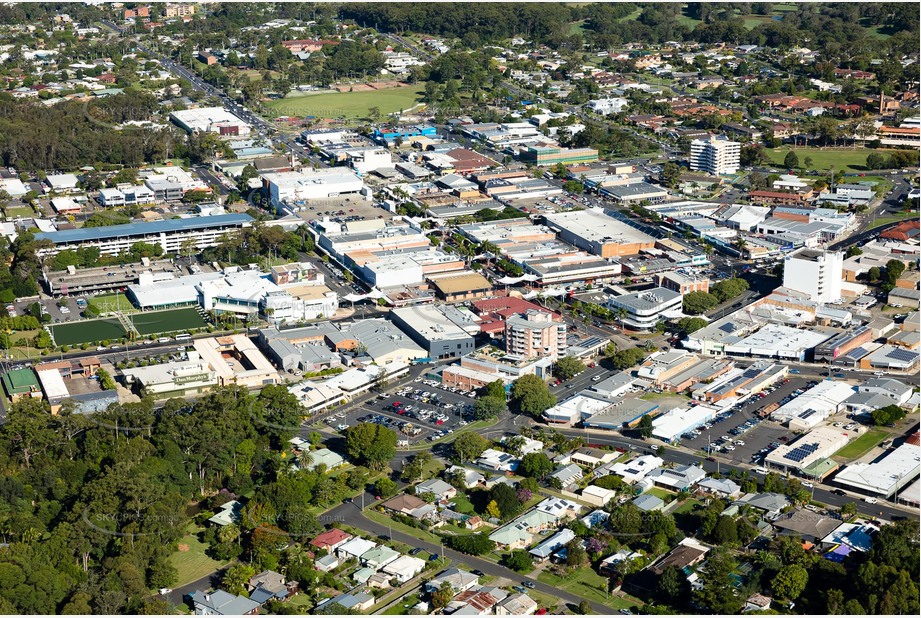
[616,307,628,331]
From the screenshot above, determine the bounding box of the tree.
[221,563,256,596]
[771,564,809,600]
[504,549,534,573]
[845,246,863,258]
[510,375,556,418]
[712,515,738,545]
[871,404,906,426]
[682,291,719,314]
[694,547,741,614]
[482,380,506,400]
[518,452,554,479]
[866,152,888,170]
[452,432,488,463]
[783,151,799,169]
[885,259,906,286]
[637,414,654,439]
[554,356,585,380]
[430,582,454,609]
[840,501,857,519]
[488,483,523,520]
[577,601,591,615]
[445,533,495,556]
[96,368,117,390]
[867,266,881,282]
[656,564,691,607]
[473,396,506,420]
[344,423,397,471]
[676,317,708,335]
[375,477,398,499]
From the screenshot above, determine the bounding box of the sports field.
[89,293,138,314]
[49,319,127,346]
[130,307,208,336]
[763,148,875,172]
[268,85,425,119]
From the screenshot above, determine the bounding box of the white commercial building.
[585,97,629,116]
[783,249,844,303]
[169,106,251,136]
[771,380,856,429]
[689,135,740,175]
[606,287,683,330]
[652,405,718,444]
[262,169,365,212]
[98,185,156,207]
[834,443,920,498]
[765,425,855,473]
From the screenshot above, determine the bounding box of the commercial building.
[257,326,342,373]
[262,169,365,212]
[192,335,279,389]
[694,362,787,403]
[389,305,477,360]
[169,107,250,136]
[98,185,156,207]
[765,425,855,474]
[1,368,41,402]
[814,325,874,363]
[636,350,700,386]
[656,271,709,295]
[782,249,844,303]
[771,380,856,429]
[722,323,832,362]
[606,287,683,330]
[328,318,426,365]
[33,214,254,257]
[504,310,567,360]
[652,406,718,444]
[441,347,554,389]
[544,209,656,258]
[122,354,219,399]
[689,135,740,175]
[519,143,599,167]
[600,182,669,206]
[428,272,493,302]
[833,443,920,498]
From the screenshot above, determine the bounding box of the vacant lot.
[538,567,636,609]
[834,429,889,460]
[169,525,230,587]
[130,307,208,336]
[268,85,425,119]
[764,148,875,172]
[49,319,127,346]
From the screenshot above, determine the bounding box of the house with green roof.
[2,368,41,402]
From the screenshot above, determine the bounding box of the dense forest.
[0,386,305,614]
[0,93,182,171]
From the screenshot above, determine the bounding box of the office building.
[169,107,250,136]
[834,443,920,498]
[606,287,683,330]
[33,214,254,257]
[262,169,365,211]
[544,209,656,258]
[783,249,844,303]
[519,143,599,167]
[389,305,478,360]
[689,135,740,175]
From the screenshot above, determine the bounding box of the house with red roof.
[310,528,352,553]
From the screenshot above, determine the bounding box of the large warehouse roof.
[35,214,254,244]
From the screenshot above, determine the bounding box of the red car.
[435,419,444,425]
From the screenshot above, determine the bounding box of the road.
[326,502,617,615]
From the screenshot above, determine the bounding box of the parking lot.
[320,377,481,445]
[679,377,818,465]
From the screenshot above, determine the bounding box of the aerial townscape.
[0,1,919,616]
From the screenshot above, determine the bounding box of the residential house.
[495,592,539,616]
[744,594,773,613]
[535,497,583,520]
[208,500,242,527]
[425,568,480,594]
[302,448,345,471]
[489,509,558,549]
[646,464,706,492]
[381,493,437,521]
[336,537,377,561]
[361,546,400,570]
[580,485,619,507]
[737,492,791,518]
[633,494,665,512]
[696,477,742,499]
[417,478,458,502]
[447,466,486,489]
[600,548,644,576]
[449,588,508,615]
[649,539,709,575]
[247,571,297,605]
[321,592,375,613]
[570,447,618,468]
[382,555,427,583]
[547,464,583,488]
[772,508,841,543]
[529,528,576,562]
[189,590,260,616]
[314,554,339,572]
[476,448,520,472]
[309,529,352,554]
[607,455,664,484]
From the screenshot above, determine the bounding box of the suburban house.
[309,528,352,553]
[580,485,619,507]
[425,568,480,594]
[381,493,437,520]
[605,455,664,484]
[772,508,841,543]
[529,528,576,562]
[321,592,375,612]
[447,465,486,489]
[633,494,665,512]
[495,592,539,615]
[570,447,618,468]
[489,509,559,549]
[382,555,427,583]
[744,594,773,613]
[448,588,509,615]
[417,478,458,502]
[208,500,242,527]
[736,492,791,518]
[189,590,260,616]
[476,448,520,472]
[314,554,339,572]
[360,545,400,570]
[646,464,706,491]
[247,571,298,605]
[696,477,742,499]
[547,463,583,488]
[336,537,377,561]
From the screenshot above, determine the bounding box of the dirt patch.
[177,544,190,552]
[332,81,407,92]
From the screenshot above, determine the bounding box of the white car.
[863,497,878,504]
[802,481,813,488]
[734,440,745,446]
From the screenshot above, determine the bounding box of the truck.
[758,402,780,418]
[412,357,433,365]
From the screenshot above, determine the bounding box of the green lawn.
[764,148,877,172]
[48,318,127,346]
[169,525,230,586]
[89,293,138,314]
[833,429,889,460]
[268,85,425,119]
[645,487,675,501]
[3,205,34,218]
[362,510,442,543]
[872,212,917,229]
[672,498,702,514]
[130,307,208,336]
[383,593,420,615]
[537,567,634,609]
[451,495,475,514]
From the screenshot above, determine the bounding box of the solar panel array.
[783,442,820,463]
[719,323,737,334]
[797,408,819,420]
[886,348,918,363]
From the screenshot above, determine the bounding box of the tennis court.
[48,319,127,346]
[130,307,208,336]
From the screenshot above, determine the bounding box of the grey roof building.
[189,590,260,615]
[389,305,477,360]
[633,494,665,512]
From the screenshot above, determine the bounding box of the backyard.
[537,566,638,610]
[268,85,425,119]
[169,525,231,587]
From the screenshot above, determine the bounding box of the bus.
[175,333,192,341]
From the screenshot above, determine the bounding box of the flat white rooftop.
[835,443,921,496]
[544,208,656,246]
